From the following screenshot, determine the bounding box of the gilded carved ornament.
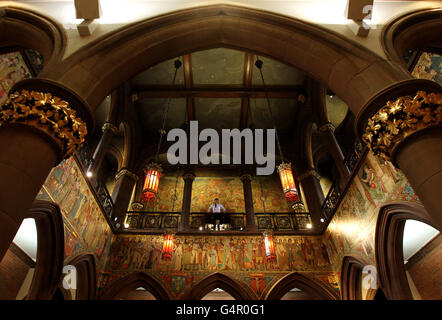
[0,89,87,158]
[363,91,442,161]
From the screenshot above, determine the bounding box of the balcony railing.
[75,145,115,220]
[321,139,368,226]
[123,211,313,233]
[321,182,341,221]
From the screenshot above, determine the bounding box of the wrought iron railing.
[75,144,114,219]
[344,139,365,172]
[321,182,341,221]
[321,139,367,223]
[123,211,313,232]
[125,211,181,230]
[255,212,312,231]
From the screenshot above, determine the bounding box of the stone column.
[0,79,92,262]
[319,122,351,187]
[87,122,118,179]
[130,172,145,211]
[111,168,139,227]
[359,81,442,230]
[297,169,324,231]
[240,173,257,232]
[179,172,195,232]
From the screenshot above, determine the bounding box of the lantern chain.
[255,56,285,162]
[155,59,183,163]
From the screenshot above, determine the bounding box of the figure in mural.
[360,163,386,206]
[0,52,32,104]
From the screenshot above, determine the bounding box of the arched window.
[100,272,171,300]
[375,202,440,300]
[265,272,339,300]
[182,273,257,300]
[201,288,235,300]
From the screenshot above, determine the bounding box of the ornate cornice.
[130,201,144,211]
[0,89,87,159]
[183,172,196,181]
[362,91,442,162]
[115,168,139,181]
[102,122,118,134]
[240,173,253,181]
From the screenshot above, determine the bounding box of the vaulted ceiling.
[92,47,350,173]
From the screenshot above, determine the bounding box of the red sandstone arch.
[65,253,97,300]
[34,4,411,119]
[182,273,258,300]
[340,255,374,300]
[24,200,65,300]
[0,6,66,71]
[382,8,442,68]
[375,201,438,300]
[265,272,339,300]
[100,272,172,300]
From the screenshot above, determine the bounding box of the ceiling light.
[306,223,312,229]
[86,171,93,177]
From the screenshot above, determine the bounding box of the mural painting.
[412,52,442,86]
[252,175,291,213]
[191,177,245,213]
[142,176,184,212]
[101,233,337,298]
[36,157,113,269]
[0,51,32,104]
[323,152,421,271]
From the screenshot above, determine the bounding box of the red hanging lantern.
[277,162,299,202]
[143,163,163,201]
[161,234,175,260]
[263,231,276,262]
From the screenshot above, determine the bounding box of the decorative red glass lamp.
[142,163,163,201]
[161,233,175,260]
[277,162,299,202]
[263,231,276,262]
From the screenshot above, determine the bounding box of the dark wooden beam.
[183,54,193,89]
[240,53,254,129]
[135,85,304,99]
[186,96,195,121]
[183,54,195,121]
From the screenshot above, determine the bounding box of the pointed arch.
[100,272,172,300]
[0,6,66,71]
[340,255,374,300]
[25,200,65,300]
[39,4,410,118]
[375,201,438,300]
[65,253,97,300]
[265,272,339,300]
[182,273,258,300]
[382,8,442,67]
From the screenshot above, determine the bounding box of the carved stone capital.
[319,122,335,133]
[183,172,196,181]
[115,168,139,181]
[131,201,144,211]
[240,173,253,181]
[0,89,87,160]
[102,122,118,134]
[297,169,321,181]
[362,91,442,163]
